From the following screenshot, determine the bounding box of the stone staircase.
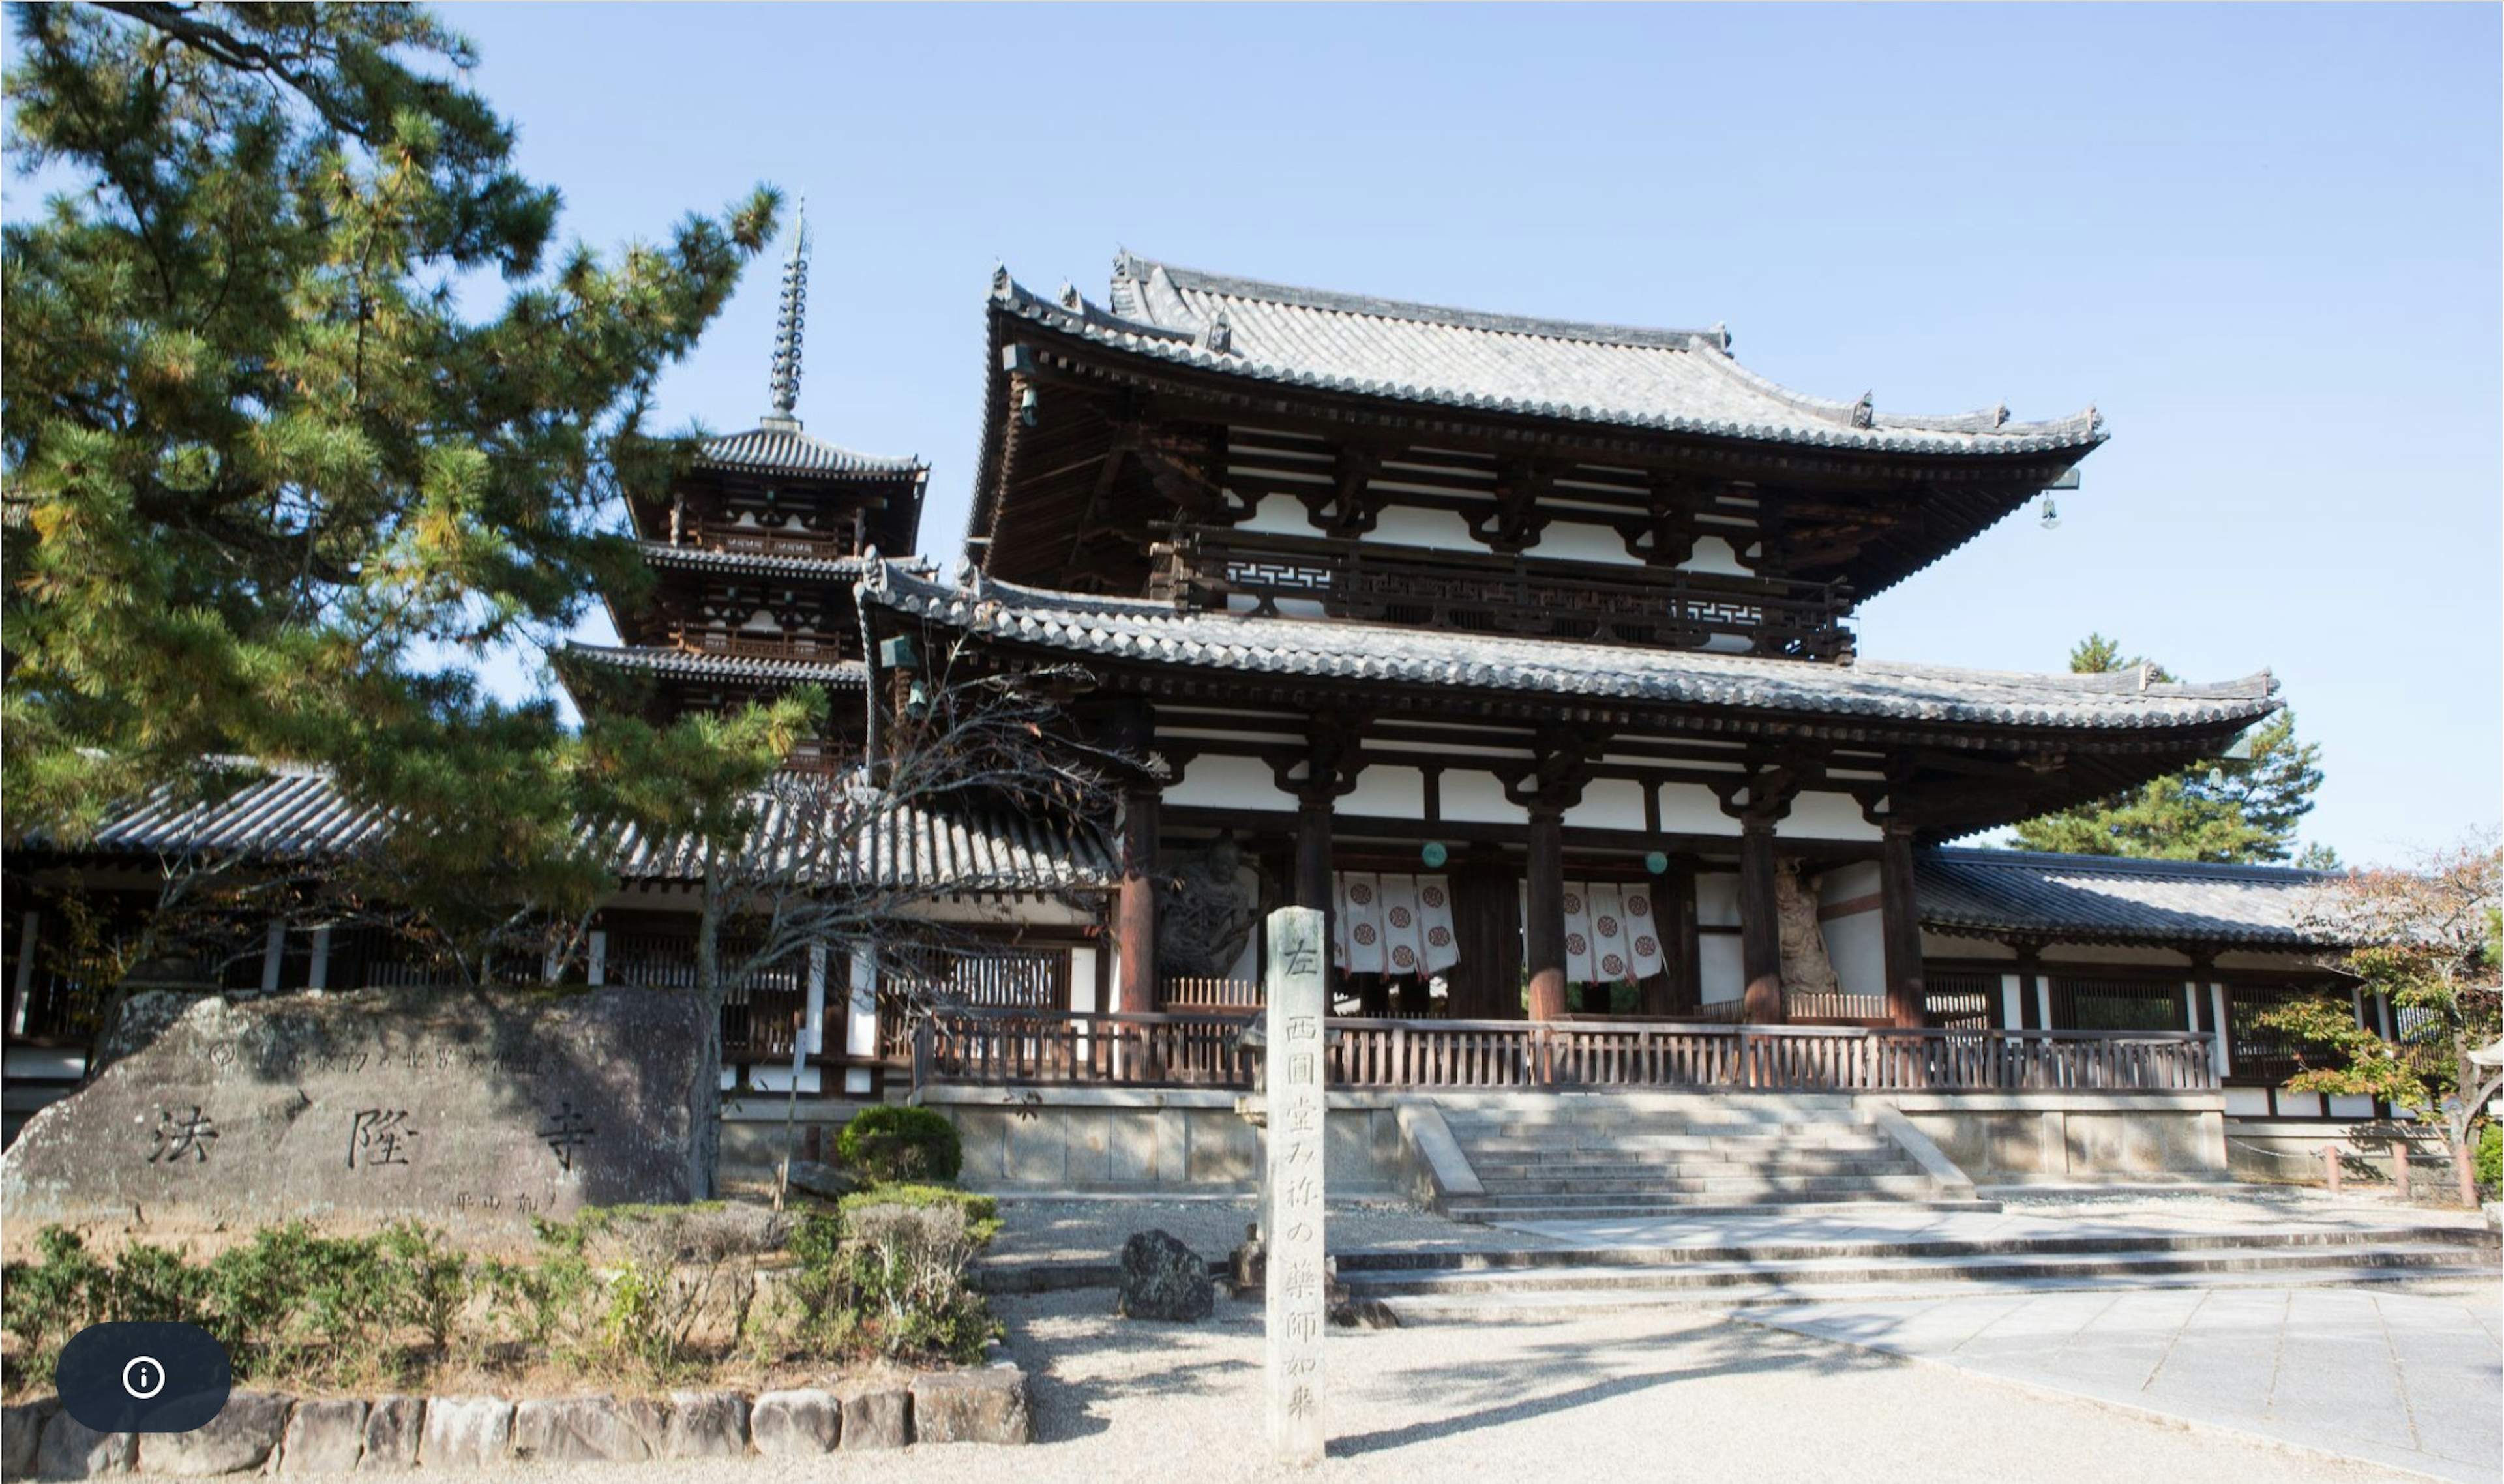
[1435,1093,1980,1222]
[1337,1224,2504,1324]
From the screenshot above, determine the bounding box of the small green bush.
[2477,1123,2501,1196]
[837,1105,963,1185]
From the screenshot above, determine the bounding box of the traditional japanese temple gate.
[859,254,2280,1049]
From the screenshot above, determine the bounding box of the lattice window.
[1925,971,1999,1031]
[2050,975,2187,1032]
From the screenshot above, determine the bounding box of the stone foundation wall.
[916,1088,1412,1196]
[1881,1092,2228,1183]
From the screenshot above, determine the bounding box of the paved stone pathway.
[1737,1284,2503,1484]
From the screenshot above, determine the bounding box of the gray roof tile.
[861,565,2280,735]
[1918,848,2339,949]
[561,642,871,688]
[698,424,925,479]
[992,254,2106,458]
[44,764,1110,892]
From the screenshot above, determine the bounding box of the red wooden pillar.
[1739,818,1785,1024]
[1116,784,1160,1015]
[1525,804,1569,1022]
[1879,820,1927,1030]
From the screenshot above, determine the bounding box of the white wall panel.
[1562,779,1647,833]
[1341,765,1425,820]
[1698,934,1746,1005]
[1438,770,1523,825]
[1167,754,1295,812]
[1778,792,1882,842]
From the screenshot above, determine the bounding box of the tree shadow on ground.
[1328,1316,1903,1456]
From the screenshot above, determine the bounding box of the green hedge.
[837,1105,963,1185]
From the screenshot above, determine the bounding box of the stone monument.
[1262,907,1327,1468]
[0,987,713,1230]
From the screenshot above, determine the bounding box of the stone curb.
[0,1368,1028,1478]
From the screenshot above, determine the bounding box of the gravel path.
[368,1289,2436,1484]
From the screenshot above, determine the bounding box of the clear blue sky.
[34,5,2504,867]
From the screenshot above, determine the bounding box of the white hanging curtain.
[1553,880,1672,984]
[1333,872,1459,973]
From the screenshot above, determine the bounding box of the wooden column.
[1738,819,1785,1024]
[1669,862,1701,1015]
[1450,850,1523,1020]
[2013,942,2044,1030]
[1879,820,1927,1030]
[1525,804,1569,1022]
[1116,784,1161,1015]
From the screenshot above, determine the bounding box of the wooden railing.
[916,1010,1255,1089]
[1160,530,1855,660]
[683,520,856,561]
[914,1009,2218,1093]
[1161,977,1264,1008]
[669,626,848,663]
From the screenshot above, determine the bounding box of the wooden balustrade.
[668,626,846,663]
[1161,977,1264,1008]
[914,1009,2218,1094]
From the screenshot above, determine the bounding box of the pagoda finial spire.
[764,197,809,429]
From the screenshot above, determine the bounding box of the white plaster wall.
[1225,594,1328,619]
[2326,1095,2376,1119]
[1236,498,1320,537]
[1818,861,1886,999]
[2222,1088,2273,1117]
[1534,521,1641,567]
[1699,935,1745,1005]
[1680,536,1750,578]
[1777,792,1882,842]
[1822,913,1885,998]
[1695,873,1740,927]
[1068,947,1100,1015]
[1562,779,1646,833]
[2213,951,2319,973]
[1367,506,1480,552]
[2001,973,2027,1029]
[910,896,1098,927]
[1167,754,1294,812]
[1656,782,1736,835]
[1438,770,1523,825]
[1341,765,1425,820]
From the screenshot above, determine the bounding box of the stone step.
[1466,1155,1918,1180]
[1442,1114,1883,1136]
[1339,1240,2494,1299]
[1349,1254,2504,1324]
[1448,1195,1990,1221]
[1463,1173,1947,1200]
[1335,1224,2501,1275]
[1455,1134,1901,1157]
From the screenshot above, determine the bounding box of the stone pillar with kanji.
[1263,906,1328,1468]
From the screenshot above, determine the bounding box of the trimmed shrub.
[838,1184,1000,1247]
[837,1105,963,1185]
[2477,1123,2500,1196]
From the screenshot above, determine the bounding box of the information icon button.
[122,1356,166,1400]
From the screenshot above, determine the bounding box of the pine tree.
[3,5,791,943]
[2010,634,2333,865]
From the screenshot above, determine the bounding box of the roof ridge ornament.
[1197,308,1233,355]
[764,198,810,430]
[1849,391,1875,430]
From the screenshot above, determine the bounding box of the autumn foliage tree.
[2258,836,2502,1196]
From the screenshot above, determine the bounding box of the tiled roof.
[861,565,2280,736]
[634,542,881,582]
[1917,848,2340,949]
[696,423,925,479]
[561,642,870,689]
[37,763,1111,892]
[992,254,2106,457]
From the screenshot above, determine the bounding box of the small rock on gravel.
[749,1389,839,1455]
[419,1397,511,1471]
[139,1391,290,1476]
[1118,1227,1215,1320]
[831,1382,911,1451]
[359,1396,425,1471]
[910,1367,1031,1446]
[663,1391,749,1459]
[278,1398,367,1474]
